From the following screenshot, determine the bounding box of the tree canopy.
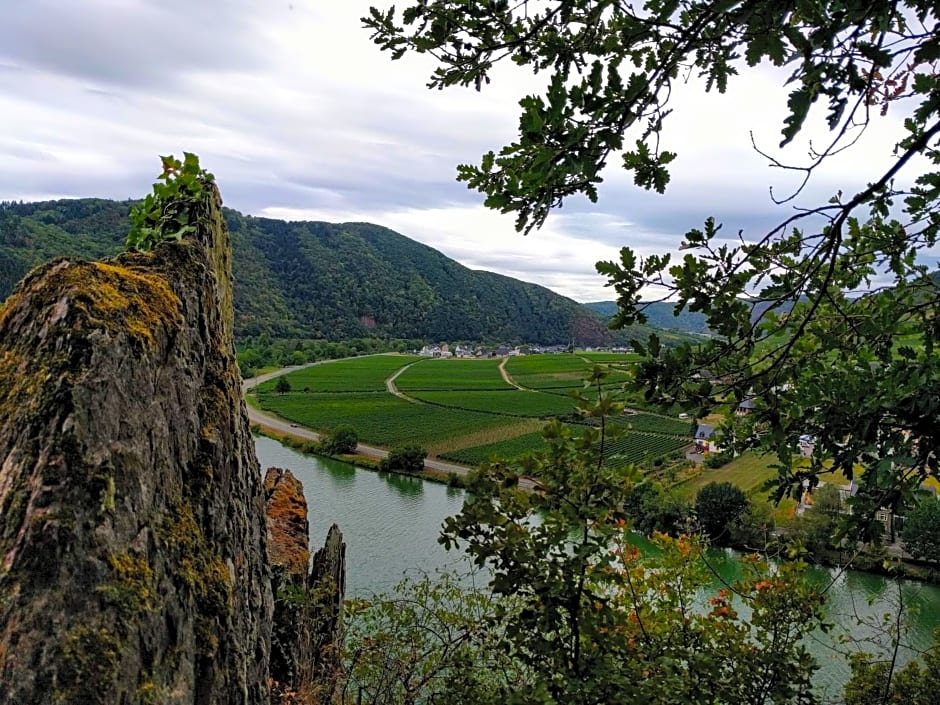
[365,0,940,526]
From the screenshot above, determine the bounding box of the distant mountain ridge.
[585,300,712,335]
[0,197,667,345]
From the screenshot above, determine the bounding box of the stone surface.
[0,186,273,704]
[265,467,345,703]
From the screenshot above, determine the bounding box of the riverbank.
[254,435,940,697]
[250,423,469,489]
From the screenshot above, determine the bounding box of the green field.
[410,389,577,417]
[256,354,419,393]
[395,358,510,391]
[506,354,632,391]
[579,352,642,363]
[255,389,530,453]
[255,352,692,467]
[440,431,547,466]
[619,412,693,436]
[674,452,778,499]
[441,427,689,468]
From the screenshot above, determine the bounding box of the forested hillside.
[0,198,620,344]
[585,300,711,335]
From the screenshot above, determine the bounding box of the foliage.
[902,498,940,562]
[379,446,428,473]
[436,368,825,705]
[843,629,940,705]
[342,570,523,705]
[0,200,682,345]
[623,481,689,536]
[275,376,291,394]
[695,482,749,543]
[320,425,359,455]
[730,498,778,549]
[126,153,214,252]
[705,452,733,469]
[365,0,940,532]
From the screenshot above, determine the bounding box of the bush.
[705,452,732,468]
[380,446,428,473]
[902,497,940,563]
[695,482,748,543]
[624,482,688,536]
[320,425,359,455]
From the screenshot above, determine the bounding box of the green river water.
[255,436,940,698]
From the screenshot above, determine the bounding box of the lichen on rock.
[0,183,273,704]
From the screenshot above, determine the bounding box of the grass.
[675,452,779,499]
[395,358,511,391]
[257,354,418,393]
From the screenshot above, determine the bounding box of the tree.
[341,570,523,705]
[695,481,748,543]
[275,376,292,395]
[321,425,359,455]
[434,372,825,705]
[364,0,940,528]
[844,629,940,705]
[623,481,688,536]
[901,497,940,562]
[379,446,427,473]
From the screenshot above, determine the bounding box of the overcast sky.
[0,1,917,302]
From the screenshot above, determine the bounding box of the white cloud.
[0,0,923,302]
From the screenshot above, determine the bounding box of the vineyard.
[410,390,577,418]
[618,412,692,437]
[254,352,692,467]
[505,353,634,392]
[394,358,510,391]
[254,389,528,453]
[441,427,688,468]
[255,354,419,393]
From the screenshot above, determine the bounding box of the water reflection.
[253,434,940,694]
[380,470,424,497]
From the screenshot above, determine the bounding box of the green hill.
[0,198,646,345]
[585,300,712,335]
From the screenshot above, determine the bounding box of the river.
[255,436,940,698]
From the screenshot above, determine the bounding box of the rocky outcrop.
[265,468,345,704]
[0,186,273,704]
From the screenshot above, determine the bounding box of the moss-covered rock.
[0,184,273,704]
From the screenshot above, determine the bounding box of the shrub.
[695,482,748,543]
[705,452,732,469]
[380,446,428,473]
[320,425,359,455]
